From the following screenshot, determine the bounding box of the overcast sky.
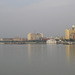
[0,0,75,38]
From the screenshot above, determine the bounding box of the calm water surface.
[0,44,75,75]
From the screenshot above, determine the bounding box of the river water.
[0,44,75,75]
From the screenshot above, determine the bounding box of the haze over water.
[0,44,75,75]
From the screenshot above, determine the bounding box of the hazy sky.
[0,0,75,38]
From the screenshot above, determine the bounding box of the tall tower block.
[65,25,75,39]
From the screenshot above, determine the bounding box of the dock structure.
[0,41,26,44]
[0,40,46,44]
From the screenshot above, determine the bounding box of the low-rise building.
[46,39,56,44]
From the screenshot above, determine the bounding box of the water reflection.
[66,45,75,63]
[27,44,44,63]
[0,44,75,75]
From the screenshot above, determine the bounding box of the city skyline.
[0,0,75,38]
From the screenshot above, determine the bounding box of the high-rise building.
[65,25,75,39]
[69,33,75,39]
[72,25,75,30]
[27,33,43,40]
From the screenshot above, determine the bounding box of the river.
[0,44,75,75]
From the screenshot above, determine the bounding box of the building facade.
[65,25,75,40]
[27,33,43,40]
[69,33,75,40]
[46,39,56,44]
